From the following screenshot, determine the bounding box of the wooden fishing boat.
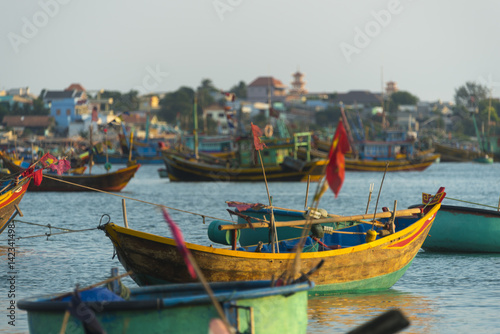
[433,142,489,162]
[163,132,328,182]
[0,153,140,192]
[344,151,440,172]
[26,164,140,192]
[18,280,311,334]
[0,176,30,234]
[417,205,500,253]
[100,191,443,295]
[163,150,326,182]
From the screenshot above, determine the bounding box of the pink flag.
[162,208,197,279]
[251,123,267,151]
[48,159,71,175]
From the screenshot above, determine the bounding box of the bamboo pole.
[122,199,129,228]
[365,183,374,214]
[257,149,278,253]
[219,207,422,231]
[304,175,310,210]
[371,162,389,228]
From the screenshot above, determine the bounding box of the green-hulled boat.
[420,205,500,253]
[18,280,311,334]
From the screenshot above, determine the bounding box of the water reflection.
[307,289,438,334]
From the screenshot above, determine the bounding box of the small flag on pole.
[326,119,350,198]
[251,123,267,151]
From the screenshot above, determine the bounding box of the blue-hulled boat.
[419,204,500,253]
[18,280,312,334]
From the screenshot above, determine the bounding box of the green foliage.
[197,79,216,110]
[454,81,489,107]
[229,81,247,99]
[158,86,196,124]
[101,90,140,111]
[387,91,418,113]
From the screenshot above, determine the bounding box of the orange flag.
[326,119,350,198]
[251,123,267,151]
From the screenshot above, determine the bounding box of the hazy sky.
[2,0,499,102]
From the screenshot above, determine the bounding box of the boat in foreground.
[417,204,500,253]
[101,190,443,295]
[18,280,311,334]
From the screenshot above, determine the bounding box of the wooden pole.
[219,207,422,231]
[257,149,278,253]
[365,183,374,214]
[304,175,310,210]
[389,200,397,234]
[121,199,129,228]
[371,162,389,228]
[89,125,93,175]
[128,131,134,163]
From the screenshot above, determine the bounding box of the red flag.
[162,208,197,279]
[33,169,43,186]
[251,123,267,151]
[326,120,350,198]
[269,107,280,118]
[40,153,58,168]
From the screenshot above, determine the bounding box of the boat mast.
[194,95,199,159]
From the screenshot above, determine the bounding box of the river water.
[1,162,500,333]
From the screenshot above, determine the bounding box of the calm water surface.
[1,162,500,333]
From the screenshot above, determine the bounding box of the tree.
[229,81,247,99]
[158,86,196,124]
[31,96,49,115]
[197,79,216,110]
[454,82,488,107]
[387,91,419,113]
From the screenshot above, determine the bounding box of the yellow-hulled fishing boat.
[100,189,444,295]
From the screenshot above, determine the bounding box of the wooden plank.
[218,208,422,231]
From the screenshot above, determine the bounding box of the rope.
[13,219,74,231]
[0,227,98,241]
[42,175,236,224]
[444,197,500,210]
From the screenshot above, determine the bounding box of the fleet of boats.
[2,117,500,333]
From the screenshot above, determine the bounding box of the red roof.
[65,83,86,92]
[248,77,286,88]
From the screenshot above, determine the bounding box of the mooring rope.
[42,174,236,224]
[0,226,98,241]
[444,197,499,210]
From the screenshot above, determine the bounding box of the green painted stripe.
[308,261,413,296]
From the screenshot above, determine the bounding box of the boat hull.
[345,153,440,172]
[18,281,310,334]
[0,177,30,234]
[421,205,500,252]
[102,204,438,295]
[163,153,326,182]
[29,164,140,192]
